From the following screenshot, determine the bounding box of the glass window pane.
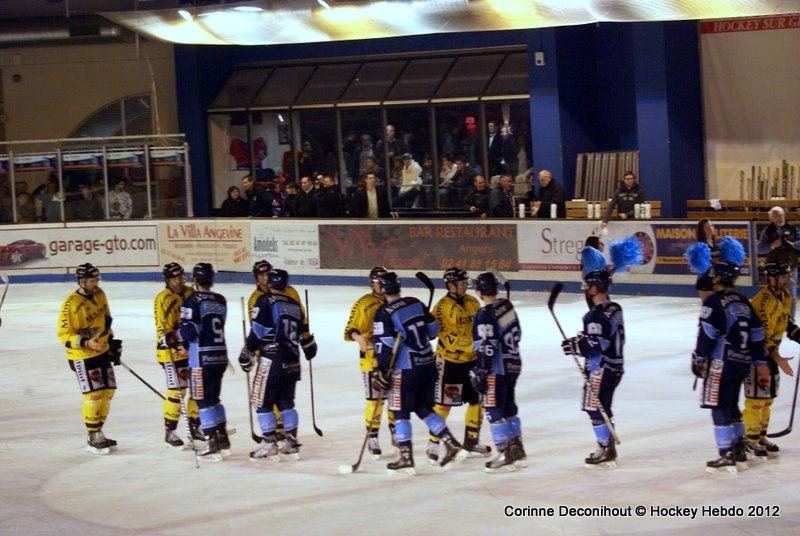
[340,61,405,102]
[296,64,360,104]
[208,113,251,209]
[386,58,452,100]
[435,105,481,207]
[123,96,153,136]
[340,109,383,187]
[211,69,270,108]
[485,101,532,197]
[249,112,291,181]
[13,154,57,223]
[71,100,123,138]
[485,53,529,95]
[386,107,433,209]
[106,148,145,220]
[295,109,342,216]
[62,150,102,222]
[253,66,314,107]
[0,156,13,223]
[436,55,503,98]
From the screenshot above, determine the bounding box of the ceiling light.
[317,0,332,10]
[234,6,264,12]
[177,9,193,22]
[278,113,285,123]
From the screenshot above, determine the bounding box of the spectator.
[299,140,322,178]
[487,121,503,178]
[527,169,565,218]
[602,171,645,226]
[108,180,133,220]
[353,134,376,179]
[438,154,457,206]
[71,184,104,221]
[266,181,285,218]
[221,185,249,217]
[758,206,800,316]
[315,175,344,218]
[397,153,422,208]
[500,124,517,175]
[420,154,434,207]
[16,192,38,223]
[33,179,63,222]
[489,174,514,218]
[242,174,269,217]
[374,124,408,162]
[295,176,317,217]
[464,174,490,218]
[362,156,384,185]
[350,173,390,218]
[283,182,299,217]
[451,155,477,206]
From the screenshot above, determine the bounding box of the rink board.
[0,218,757,288]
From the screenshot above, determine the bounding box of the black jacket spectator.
[464,185,490,218]
[315,185,344,218]
[221,186,250,217]
[284,192,299,217]
[604,181,645,221]
[489,180,514,218]
[527,179,566,218]
[245,184,270,217]
[295,188,317,217]
[71,187,104,220]
[350,185,390,218]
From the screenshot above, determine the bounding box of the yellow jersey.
[57,288,114,361]
[344,292,386,371]
[433,293,481,363]
[154,284,193,363]
[248,285,308,334]
[751,286,792,356]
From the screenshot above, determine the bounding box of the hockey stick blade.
[767,364,799,438]
[415,271,435,310]
[547,282,563,311]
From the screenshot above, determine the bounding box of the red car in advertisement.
[0,239,47,265]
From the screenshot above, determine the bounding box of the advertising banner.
[158,221,250,271]
[251,221,319,269]
[320,223,518,271]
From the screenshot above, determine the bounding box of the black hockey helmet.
[443,267,468,286]
[268,268,289,291]
[76,263,100,281]
[192,262,215,287]
[583,270,611,292]
[474,272,499,296]
[162,262,184,281]
[253,260,272,281]
[765,260,790,277]
[377,271,401,295]
[369,266,388,282]
[711,261,739,285]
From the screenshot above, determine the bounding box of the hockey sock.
[164,418,179,430]
[280,408,299,433]
[257,410,277,436]
[490,420,511,447]
[273,405,284,433]
[592,422,611,447]
[760,399,773,437]
[186,397,199,420]
[429,404,450,442]
[714,425,735,456]
[733,420,745,441]
[99,389,114,424]
[507,415,522,439]
[199,404,226,436]
[364,398,384,433]
[164,388,183,423]
[464,404,483,439]
[743,398,764,442]
[423,413,446,437]
[395,419,412,447]
[82,392,104,431]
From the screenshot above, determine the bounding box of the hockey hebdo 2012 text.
[504,504,780,519]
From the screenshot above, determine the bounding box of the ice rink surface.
[1,280,799,535]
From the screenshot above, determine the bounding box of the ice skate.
[508,437,527,468]
[732,439,749,470]
[198,430,224,462]
[743,441,768,461]
[368,436,382,460]
[164,429,186,450]
[87,431,110,455]
[425,439,439,466]
[279,430,301,460]
[706,451,737,474]
[250,435,280,462]
[463,434,491,458]
[387,444,415,476]
[759,437,779,458]
[98,431,118,452]
[584,442,617,469]
[439,432,467,470]
[484,445,517,474]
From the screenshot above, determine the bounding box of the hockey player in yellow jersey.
[57,263,123,455]
[344,266,394,459]
[745,260,798,457]
[154,262,204,448]
[427,267,491,463]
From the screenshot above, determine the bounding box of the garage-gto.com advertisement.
[0,224,159,271]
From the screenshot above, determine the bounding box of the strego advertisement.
[0,224,158,272]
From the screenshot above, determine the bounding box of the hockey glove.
[561,334,582,356]
[691,352,707,379]
[238,348,255,372]
[107,338,123,366]
[787,321,800,344]
[301,334,317,361]
[372,369,392,392]
[469,368,489,395]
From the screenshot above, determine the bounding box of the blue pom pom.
[581,246,607,276]
[717,236,745,266]
[685,242,712,274]
[609,236,643,273]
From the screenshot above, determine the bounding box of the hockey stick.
[415,271,435,310]
[120,361,166,400]
[241,297,261,443]
[767,362,799,438]
[0,274,8,327]
[305,289,323,437]
[166,352,199,468]
[547,283,621,445]
[339,334,404,474]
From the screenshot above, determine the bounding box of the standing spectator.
[500,125,517,175]
[601,171,645,226]
[464,175,490,218]
[362,156,384,185]
[315,175,344,218]
[527,170,565,218]
[489,174,514,218]
[353,134,376,179]
[283,182,299,217]
[374,124,408,163]
[758,206,800,317]
[299,140,322,178]
[242,175,269,217]
[397,153,422,208]
[486,121,503,178]
[295,176,317,217]
[108,180,133,220]
[220,186,250,217]
[34,179,63,222]
[350,173,390,218]
[72,184,104,221]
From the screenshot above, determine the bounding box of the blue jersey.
[179,290,228,368]
[695,289,766,366]
[247,292,303,362]
[472,298,522,376]
[373,296,438,371]
[579,301,625,373]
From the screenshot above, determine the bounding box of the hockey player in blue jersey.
[689,236,770,473]
[371,272,466,475]
[240,269,315,461]
[177,262,230,461]
[469,272,526,473]
[562,237,642,468]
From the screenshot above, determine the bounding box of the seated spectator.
[489,174,514,218]
[350,173,390,218]
[602,171,644,227]
[315,175,344,218]
[419,154,434,207]
[266,181,285,218]
[451,155,477,206]
[33,178,63,222]
[362,157,384,185]
[71,184,104,221]
[283,182,299,217]
[527,169,565,218]
[295,176,317,217]
[108,180,133,220]
[438,154,456,206]
[398,153,422,208]
[464,175,490,218]
[242,174,269,217]
[16,192,38,223]
[220,185,249,217]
